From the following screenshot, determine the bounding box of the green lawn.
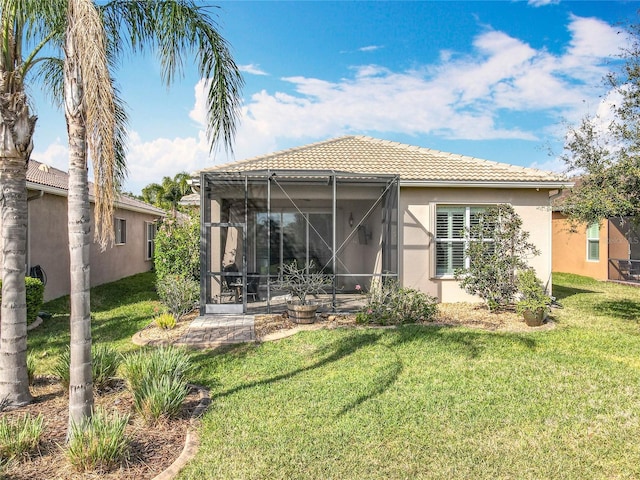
[28,272,162,373]
[179,273,640,480]
[27,272,640,479]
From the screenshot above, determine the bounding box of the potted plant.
[516,269,552,326]
[272,260,333,324]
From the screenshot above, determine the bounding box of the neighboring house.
[0,160,165,301]
[193,135,570,315]
[552,212,640,282]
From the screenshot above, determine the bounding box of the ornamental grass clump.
[155,312,177,330]
[64,408,129,473]
[0,414,44,460]
[120,347,192,424]
[52,344,120,392]
[356,279,438,325]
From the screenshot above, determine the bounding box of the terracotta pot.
[522,308,545,327]
[287,302,318,324]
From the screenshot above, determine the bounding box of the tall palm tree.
[0,0,61,406]
[62,0,242,430]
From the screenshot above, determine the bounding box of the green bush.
[52,344,120,392]
[0,413,45,460]
[516,268,552,315]
[156,275,199,320]
[120,347,192,424]
[154,215,200,283]
[454,204,540,311]
[155,312,177,330]
[0,277,44,324]
[356,280,438,325]
[65,408,129,473]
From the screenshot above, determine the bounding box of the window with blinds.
[435,206,487,276]
[586,222,600,261]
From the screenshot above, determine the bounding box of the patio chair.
[221,263,240,302]
[246,274,261,302]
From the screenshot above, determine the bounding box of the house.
[0,160,165,301]
[194,135,570,314]
[552,212,640,282]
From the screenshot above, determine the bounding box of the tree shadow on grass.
[203,325,538,417]
[553,284,598,301]
[593,299,640,322]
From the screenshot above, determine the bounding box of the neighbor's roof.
[200,136,569,188]
[27,160,165,216]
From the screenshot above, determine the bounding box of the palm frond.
[100,0,243,153]
[66,0,117,249]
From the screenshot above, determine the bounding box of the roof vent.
[38,163,51,173]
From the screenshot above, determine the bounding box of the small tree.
[153,214,200,283]
[454,204,540,311]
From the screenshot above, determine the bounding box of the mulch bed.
[0,377,201,480]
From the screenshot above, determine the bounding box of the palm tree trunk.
[64,26,93,428]
[0,91,36,406]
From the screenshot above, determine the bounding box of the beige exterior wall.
[551,212,609,280]
[21,191,160,301]
[400,187,554,303]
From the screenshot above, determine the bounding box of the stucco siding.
[400,187,554,303]
[551,212,609,280]
[16,191,159,301]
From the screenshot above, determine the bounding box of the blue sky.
[29,1,639,194]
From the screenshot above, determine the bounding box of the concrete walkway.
[176,315,255,348]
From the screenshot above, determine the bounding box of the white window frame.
[145,221,156,260]
[433,204,490,277]
[586,222,600,262]
[115,218,127,245]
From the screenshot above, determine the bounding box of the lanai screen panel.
[200,170,398,314]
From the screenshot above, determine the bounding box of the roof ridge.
[207,136,356,172]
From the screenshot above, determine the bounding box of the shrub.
[155,312,177,329]
[156,275,199,319]
[132,376,190,424]
[0,414,44,460]
[154,215,200,283]
[52,344,120,392]
[454,204,540,311]
[516,268,552,315]
[65,408,129,473]
[356,280,438,325]
[0,277,44,324]
[120,347,192,424]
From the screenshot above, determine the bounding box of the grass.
[65,408,130,473]
[23,271,640,478]
[176,273,640,480]
[28,272,161,374]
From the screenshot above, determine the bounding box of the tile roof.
[27,159,165,216]
[200,135,568,185]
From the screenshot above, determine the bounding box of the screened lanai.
[197,170,399,315]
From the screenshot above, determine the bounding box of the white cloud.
[188,78,209,126]
[125,130,211,193]
[527,0,560,7]
[239,64,268,75]
[358,45,383,52]
[226,16,623,147]
[32,139,68,171]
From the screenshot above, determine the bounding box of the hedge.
[0,277,45,324]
